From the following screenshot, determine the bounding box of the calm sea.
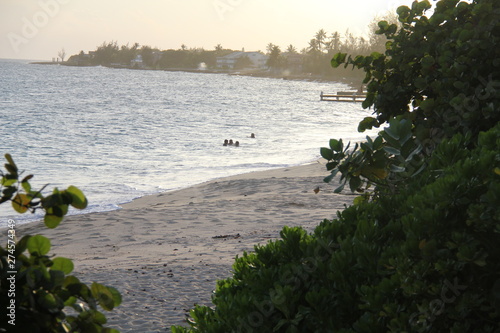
[0,59,374,226]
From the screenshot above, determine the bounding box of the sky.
[0,0,416,61]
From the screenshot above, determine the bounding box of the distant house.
[131,55,144,68]
[216,51,268,70]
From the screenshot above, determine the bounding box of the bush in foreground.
[172,0,499,331]
[0,154,121,332]
[172,124,499,332]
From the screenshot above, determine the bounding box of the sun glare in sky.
[1,0,416,60]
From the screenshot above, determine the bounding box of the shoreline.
[11,160,354,331]
[30,61,363,88]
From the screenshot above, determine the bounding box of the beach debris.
[313,186,320,194]
[212,233,241,239]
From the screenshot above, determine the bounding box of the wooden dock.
[320,91,366,102]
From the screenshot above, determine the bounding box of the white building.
[216,51,268,69]
[131,55,144,68]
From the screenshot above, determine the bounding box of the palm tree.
[315,29,327,53]
[266,43,276,55]
[308,39,320,54]
[286,44,297,54]
[327,32,341,53]
[267,44,283,70]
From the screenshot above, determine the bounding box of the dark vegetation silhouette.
[0,154,121,332]
[171,0,500,331]
[66,12,398,83]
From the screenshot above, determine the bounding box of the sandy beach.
[13,160,355,332]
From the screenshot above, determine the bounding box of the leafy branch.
[0,154,121,332]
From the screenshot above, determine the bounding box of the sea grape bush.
[0,154,121,332]
[324,0,500,195]
[171,0,499,332]
[172,121,500,333]
[333,0,500,141]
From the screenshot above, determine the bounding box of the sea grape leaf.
[52,257,74,274]
[44,210,64,229]
[27,235,51,256]
[107,286,122,307]
[320,148,334,160]
[329,139,343,152]
[67,185,88,209]
[12,193,30,213]
[91,283,115,311]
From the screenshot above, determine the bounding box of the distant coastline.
[29,60,362,88]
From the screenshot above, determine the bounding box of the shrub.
[171,120,500,333]
[171,0,499,331]
[0,154,121,332]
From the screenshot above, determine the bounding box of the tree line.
[67,12,397,81]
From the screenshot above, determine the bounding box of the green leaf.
[64,275,81,287]
[38,292,62,312]
[390,164,406,172]
[334,183,345,193]
[1,176,17,187]
[383,146,401,156]
[44,210,64,229]
[12,193,30,213]
[21,180,32,193]
[320,147,334,160]
[27,235,51,256]
[329,139,343,152]
[5,153,16,168]
[331,53,347,68]
[52,257,74,274]
[91,283,116,311]
[15,235,32,255]
[358,117,379,132]
[107,286,122,307]
[323,172,337,184]
[325,161,338,171]
[67,185,88,209]
[64,296,78,307]
[349,177,362,192]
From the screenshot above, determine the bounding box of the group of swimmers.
[223,139,239,147]
[223,133,256,147]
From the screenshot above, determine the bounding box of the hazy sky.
[1,0,416,60]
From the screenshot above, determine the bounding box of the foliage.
[333,0,500,143]
[0,154,121,332]
[325,0,500,195]
[321,116,427,197]
[66,13,395,79]
[171,1,500,332]
[172,121,500,333]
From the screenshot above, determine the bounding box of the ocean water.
[0,59,375,226]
